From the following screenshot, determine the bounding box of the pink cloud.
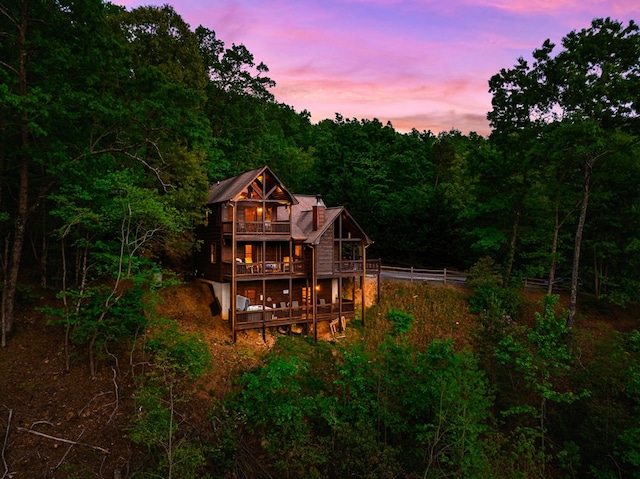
[470,0,640,15]
[112,0,636,136]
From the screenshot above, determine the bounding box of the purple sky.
[114,0,640,136]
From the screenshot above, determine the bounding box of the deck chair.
[245,257,258,273]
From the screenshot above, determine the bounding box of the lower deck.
[234,300,355,331]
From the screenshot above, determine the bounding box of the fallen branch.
[55,429,84,469]
[16,427,109,454]
[108,366,119,424]
[1,409,12,479]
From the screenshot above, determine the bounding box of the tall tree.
[0,1,212,346]
[195,25,279,178]
[488,18,640,324]
[0,0,128,344]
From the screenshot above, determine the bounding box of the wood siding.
[196,166,376,340]
[316,223,335,276]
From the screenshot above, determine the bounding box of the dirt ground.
[0,279,352,478]
[1,278,637,478]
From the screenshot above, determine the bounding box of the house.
[195,165,379,341]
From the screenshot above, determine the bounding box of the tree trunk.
[568,158,593,327]
[504,200,522,287]
[2,155,29,336]
[547,222,559,294]
[1,2,29,343]
[547,206,560,296]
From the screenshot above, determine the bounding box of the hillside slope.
[1,280,637,478]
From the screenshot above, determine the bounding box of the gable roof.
[292,194,373,246]
[206,166,297,205]
[304,207,343,244]
[204,169,372,246]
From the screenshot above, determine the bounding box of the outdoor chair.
[245,257,259,273]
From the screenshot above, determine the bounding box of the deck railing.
[222,221,290,234]
[236,301,355,326]
[332,258,380,274]
[235,259,304,276]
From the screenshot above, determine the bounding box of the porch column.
[362,244,366,327]
[230,202,237,342]
[312,245,318,343]
[338,275,343,322]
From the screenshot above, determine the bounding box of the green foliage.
[70,285,146,347]
[145,318,212,380]
[386,308,414,335]
[6,5,640,477]
[493,295,590,476]
[496,295,582,407]
[226,330,493,478]
[466,256,503,288]
[468,258,524,345]
[131,318,212,479]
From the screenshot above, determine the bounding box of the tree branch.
[1,409,12,479]
[16,427,110,454]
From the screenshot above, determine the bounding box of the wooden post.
[339,275,343,324]
[443,268,447,285]
[377,260,381,304]
[362,246,367,327]
[230,202,237,342]
[312,246,317,343]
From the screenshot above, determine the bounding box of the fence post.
[411,266,414,283]
[443,268,447,285]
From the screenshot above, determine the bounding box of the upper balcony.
[221,258,305,278]
[222,220,290,235]
[222,201,292,236]
[332,258,380,273]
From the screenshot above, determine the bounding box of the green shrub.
[130,318,212,479]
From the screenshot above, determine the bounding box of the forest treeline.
[2,1,640,341]
[2,1,640,477]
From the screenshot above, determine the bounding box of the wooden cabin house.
[195,165,378,341]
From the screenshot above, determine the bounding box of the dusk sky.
[114,1,639,136]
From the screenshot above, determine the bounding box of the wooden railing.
[222,221,290,234]
[236,301,356,325]
[235,259,304,276]
[379,265,571,292]
[333,259,380,273]
[379,265,466,284]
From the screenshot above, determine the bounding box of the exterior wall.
[195,205,226,281]
[210,281,230,320]
[315,222,335,276]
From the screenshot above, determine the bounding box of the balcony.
[235,300,356,329]
[333,259,380,273]
[222,221,290,235]
[224,259,305,277]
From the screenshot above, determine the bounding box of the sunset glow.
[114,0,640,135]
